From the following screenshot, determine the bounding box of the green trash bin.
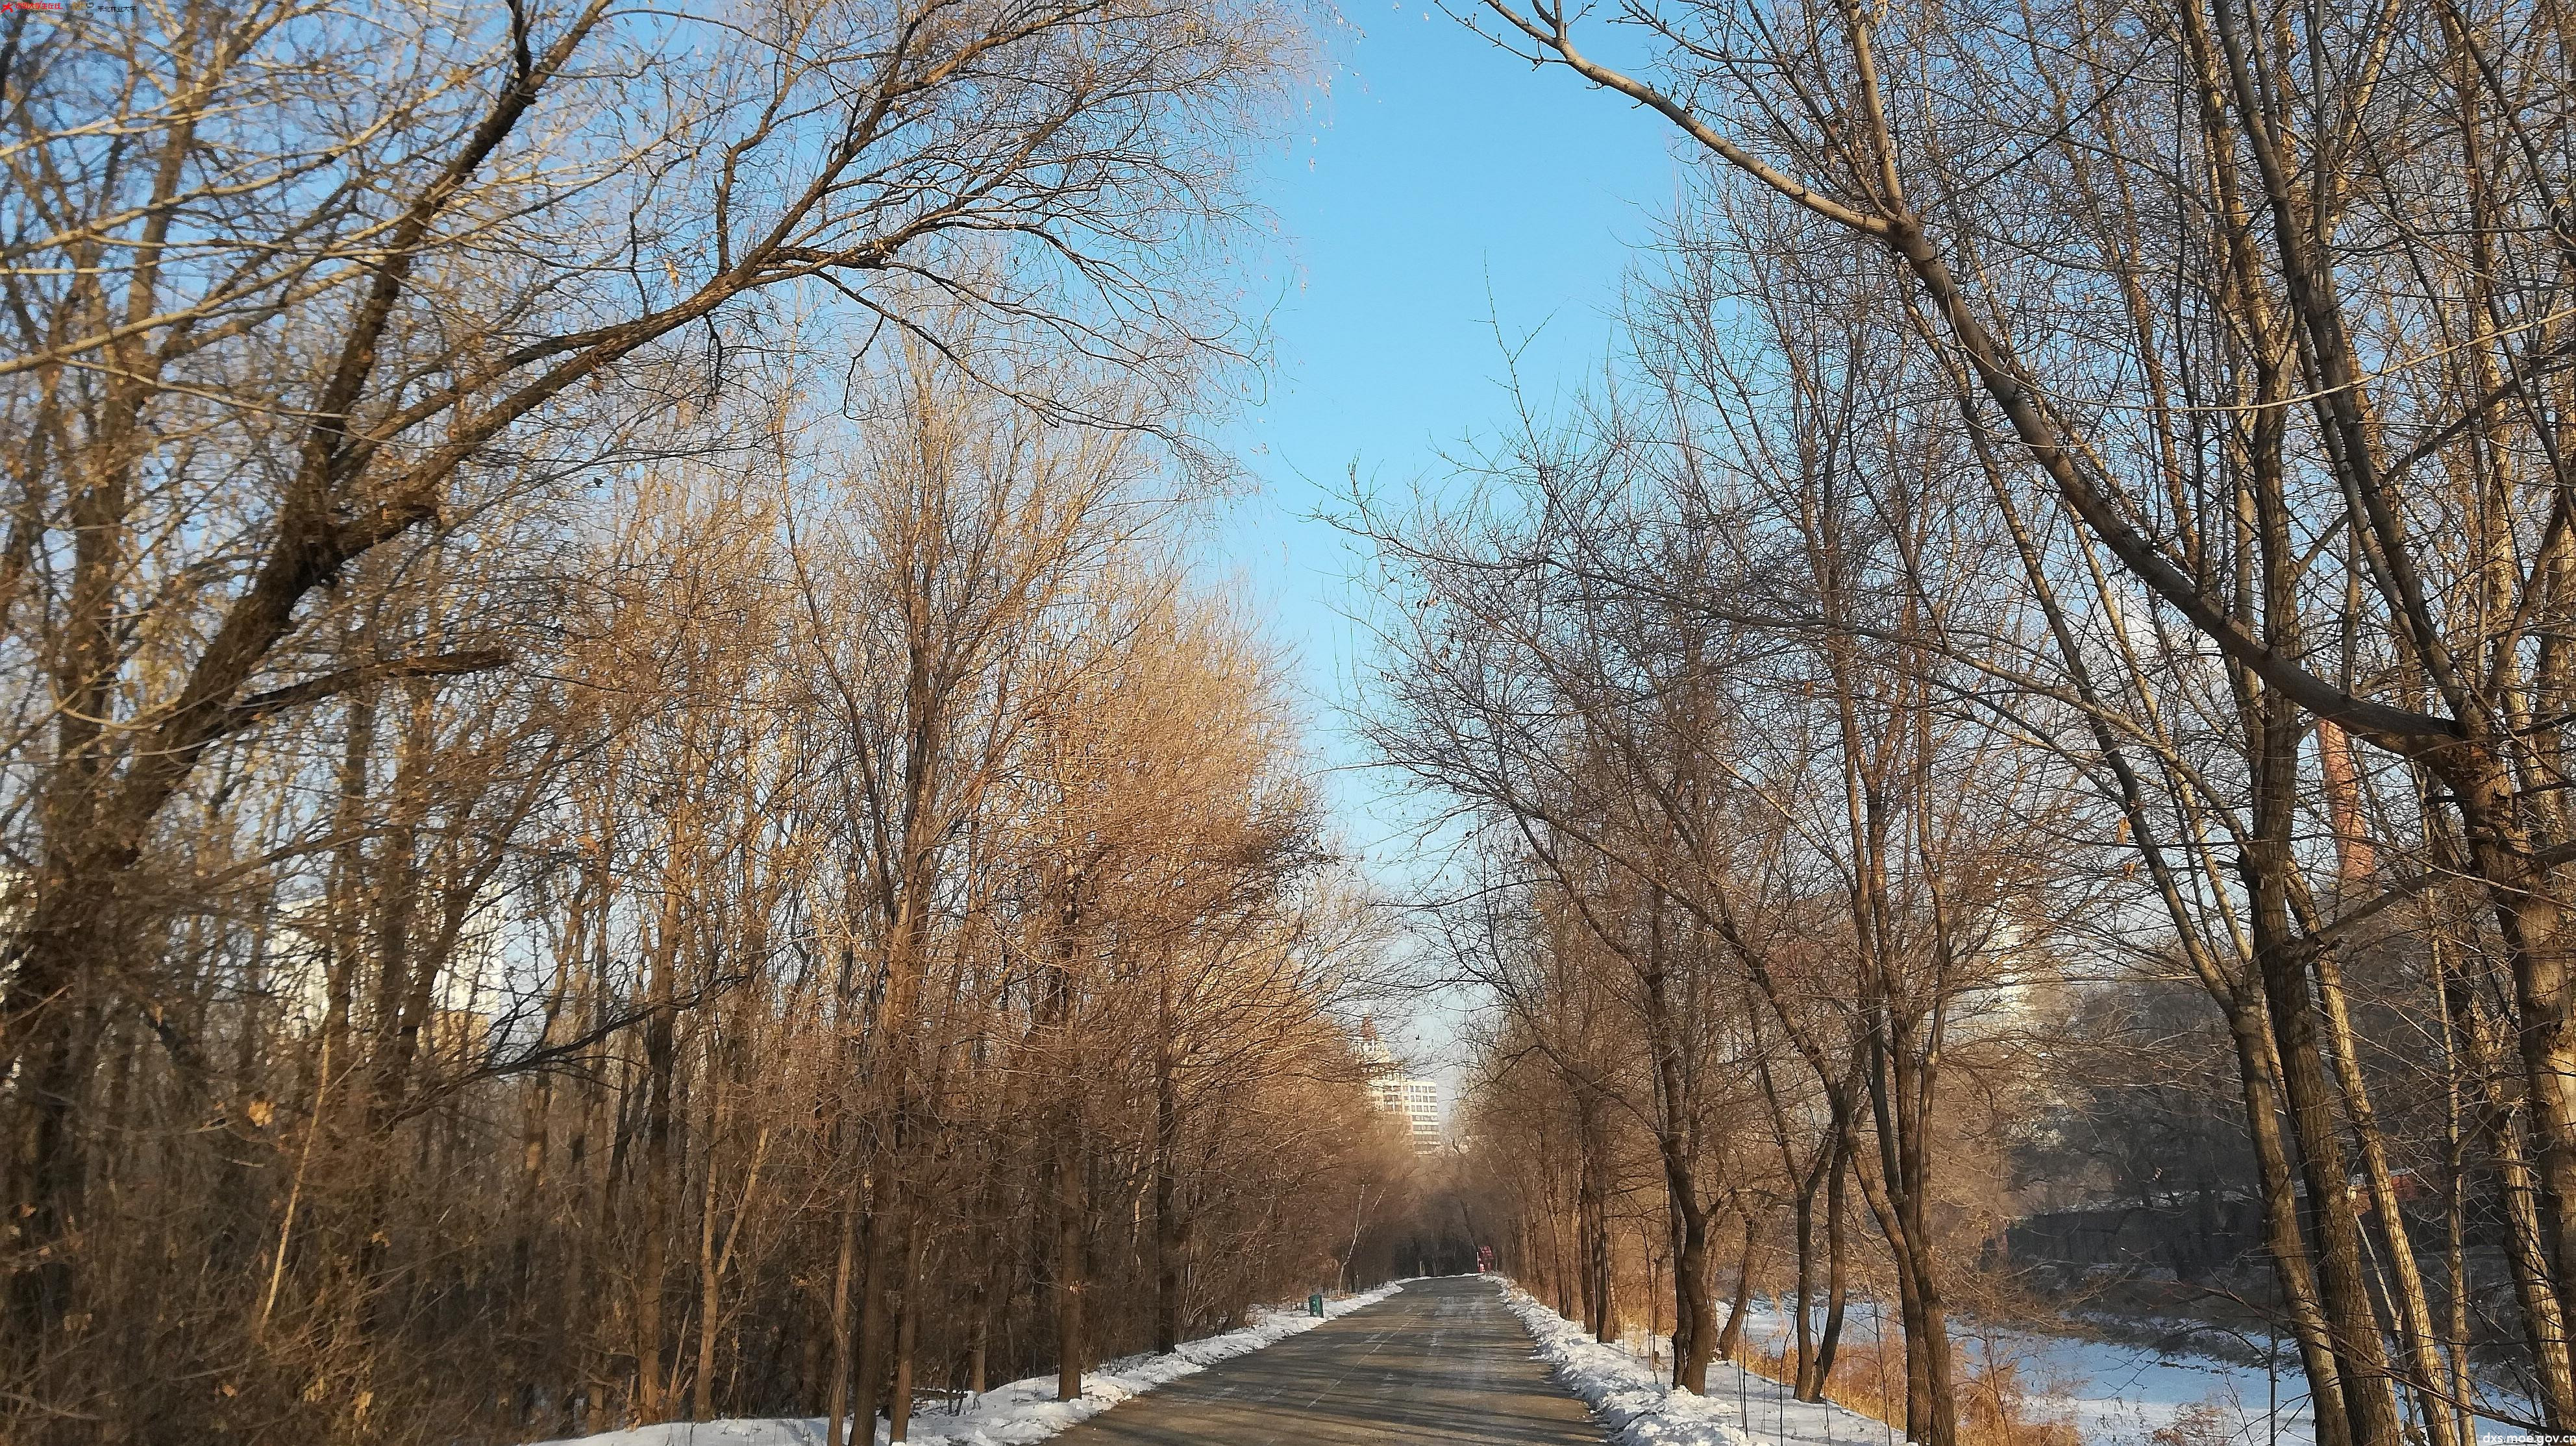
[1307,1292,1324,1318]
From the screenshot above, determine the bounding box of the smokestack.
[2318,718,2377,883]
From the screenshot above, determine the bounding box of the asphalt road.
[1045,1275,1604,1445]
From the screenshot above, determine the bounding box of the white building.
[1357,1016,1442,1152]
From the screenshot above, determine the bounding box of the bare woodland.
[15,0,2576,1441]
[1373,0,2576,1443]
[0,1,1431,1440]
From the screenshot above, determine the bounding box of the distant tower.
[1357,1016,1442,1152]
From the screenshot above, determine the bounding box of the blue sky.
[1205,14,1688,1075]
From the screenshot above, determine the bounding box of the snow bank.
[1498,1281,1894,1446]
[535,1281,1406,1446]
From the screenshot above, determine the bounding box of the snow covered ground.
[1501,1281,1890,1446]
[536,1281,1406,1446]
[1715,1295,2523,1446]
[1713,1297,2292,1446]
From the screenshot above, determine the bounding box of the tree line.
[0,1,1420,1441]
[1361,0,2576,1443]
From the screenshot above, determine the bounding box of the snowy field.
[537,1280,1405,1446]
[1713,1295,2523,1446]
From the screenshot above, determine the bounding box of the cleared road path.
[1046,1275,1604,1445]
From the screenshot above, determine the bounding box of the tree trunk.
[2314,948,2458,1446]
[1576,1094,1615,1343]
[2242,694,2403,1446]
[1790,1153,1820,1397]
[2463,813,2576,1352]
[634,887,682,1423]
[966,1273,989,1397]
[693,1124,723,1422]
[1713,1212,1754,1360]
[6,947,93,1351]
[823,1165,861,1445]
[1665,1175,1715,1392]
[854,1176,897,1434]
[1154,1018,1185,1354]
[1812,1139,1848,1399]
[2451,959,2576,1427]
[1050,879,1087,1403]
[887,1227,924,1443]
[1852,1025,1959,1446]
[1055,1123,1087,1402]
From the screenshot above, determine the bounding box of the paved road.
[1046,1275,1603,1445]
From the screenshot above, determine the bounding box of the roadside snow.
[536,1281,1406,1446]
[1500,1281,1890,1446]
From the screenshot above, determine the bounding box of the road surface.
[1046,1275,1604,1445]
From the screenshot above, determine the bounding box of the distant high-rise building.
[1357,1016,1442,1152]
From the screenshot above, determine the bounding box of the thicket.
[1384,0,2576,1442]
[0,1,1422,1441]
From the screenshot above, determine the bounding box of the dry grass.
[1726,1332,2082,1446]
[2138,1400,2246,1446]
